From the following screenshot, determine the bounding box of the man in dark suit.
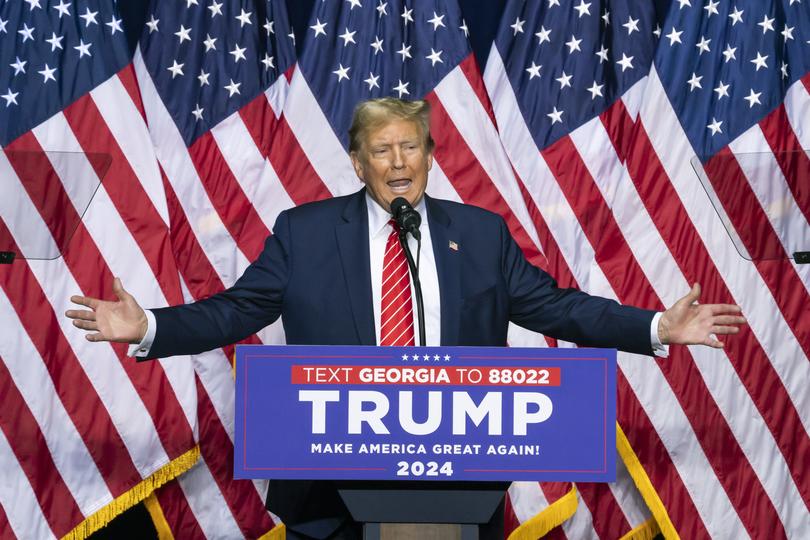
[67,98,744,539]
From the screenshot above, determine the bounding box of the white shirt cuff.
[650,312,669,358]
[127,309,157,358]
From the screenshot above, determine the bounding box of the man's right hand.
[66,277,147,344]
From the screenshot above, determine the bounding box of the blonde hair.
[348,98,435,153]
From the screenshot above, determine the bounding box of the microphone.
[390,197,422,241]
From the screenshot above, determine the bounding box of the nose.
[390,147,405,169]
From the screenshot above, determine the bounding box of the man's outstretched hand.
[66,278,147,344]
[658,284,746,348]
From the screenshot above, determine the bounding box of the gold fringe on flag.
[143,493,174,540]
[617,422,679,539]
[507,485,578,540]
[620,516,662,540]
[61,445,200,540]
[258,523,287,540]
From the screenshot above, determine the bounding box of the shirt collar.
[365,191,428,237]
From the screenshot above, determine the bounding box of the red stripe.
[426,93,548,270]
[187,132,270,262]
[626,118,809,523]
[502,493,521,539]
[576,483,632,539]
[457,54,499,129]
[195,375,276,536]
[238,93,331,205]
[6,133,196,464]
[757,104,810,229]
[0,219,141,497]
[0,498,11,539]
[0,355,84,537]
[154,480,206,539]
[116,65,148,123]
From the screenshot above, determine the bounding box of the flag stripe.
[576,485,631,539]
[543,133,785,537]
[457,54,499,129]
[0,355,84,537]
[155,478,207,539]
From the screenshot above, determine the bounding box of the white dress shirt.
[131,195,666,356]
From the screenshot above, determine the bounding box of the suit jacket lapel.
[425,195,461,346]
[335,189,376,345]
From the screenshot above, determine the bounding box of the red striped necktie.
[380,220,415,346]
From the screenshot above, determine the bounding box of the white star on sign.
[412,354,419,361]
[535,26,551,44]
[203,34,217,51]
[707,118,723,136]
[744,89,762,108]
[393,79,410,97]
[426,48,443,66]
[443,354,450,361]
[192,104,203,121]
[80,7,98,26]
[695,36,711,55]
[364,72,380,90]
[167,60,184,78]
[423,354,430,361]
[333,63,350,82]
[547,107,564,124]
[261,54,275,70]
[750,52,768,71]
[556,71,572,88]
[175,25,191,43]
[623,15,639,35]
[397,43,412,60]
[235,8,252,27]
[722,44,736,63]
[106,16,123,35]
[728,6,743,26]
[371,36,384,54]
[46,32,64,51]
[377,1,388,17]
[197,69,210,86]
[38,64,57,83]
[434,355,440,361]
[208,1,223,17]
[595,44,608,63]
[525,62,542,79]
[402,354,409,361]
[401,7,413,25]
[224,79,241,97]
[146,15,159,33]
[18,23,35,43]
[666,27,682,45]
[566,35,582,53]
[713,81,730,100]
[704,0,719,17]
[428,11,446,30]
[616,53,634,71]
[510,17,525,35]
[10,57,26,76]
[340,27,356,46]
[758,15,775,34]
[574,0,591,18]
[53,0,71,18]
[687,72,703,91]
[230,44,247,63]
[310,18,327,37]
[74,39,92,58]
[2,89,19,107]
[587,81,604,99]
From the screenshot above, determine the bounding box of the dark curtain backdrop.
[118,0,507,68]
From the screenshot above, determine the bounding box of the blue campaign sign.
[235,345,616,482]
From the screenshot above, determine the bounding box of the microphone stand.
[399,230,426,347]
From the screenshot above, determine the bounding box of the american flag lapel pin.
[448,240,459,251]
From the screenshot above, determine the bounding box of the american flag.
[485,0,809,538]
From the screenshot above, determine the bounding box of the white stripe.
[0,428,57,540]
[90,74,170,226]
[560,489,598,540]
[434,67,543,252]
[570,114,808,534]
[134,49,249,287]
[264,74,289,118]
[210,113,295,233]
[640,67,810,433]
[0,287,111,515]
[507,482,548,524]
[176,459,245,538]
[283,67,358,197]
[426,160,464,203]
[783,79,810,149]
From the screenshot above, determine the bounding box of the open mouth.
[387,179,412,192]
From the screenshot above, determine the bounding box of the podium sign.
[235,345,615,482]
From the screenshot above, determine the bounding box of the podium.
[235,345,616,539]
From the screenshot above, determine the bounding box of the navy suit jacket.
[148,188,655,358]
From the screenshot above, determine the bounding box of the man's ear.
[350,151,365,181]
[426,151,434,172]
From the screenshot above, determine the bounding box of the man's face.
[350,118,433,212]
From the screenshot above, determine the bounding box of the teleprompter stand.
[337,481,510,540]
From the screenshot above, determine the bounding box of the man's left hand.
[658,284,746,348]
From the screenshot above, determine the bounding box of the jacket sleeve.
[500,217,656,356]
[144,211,292,359]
